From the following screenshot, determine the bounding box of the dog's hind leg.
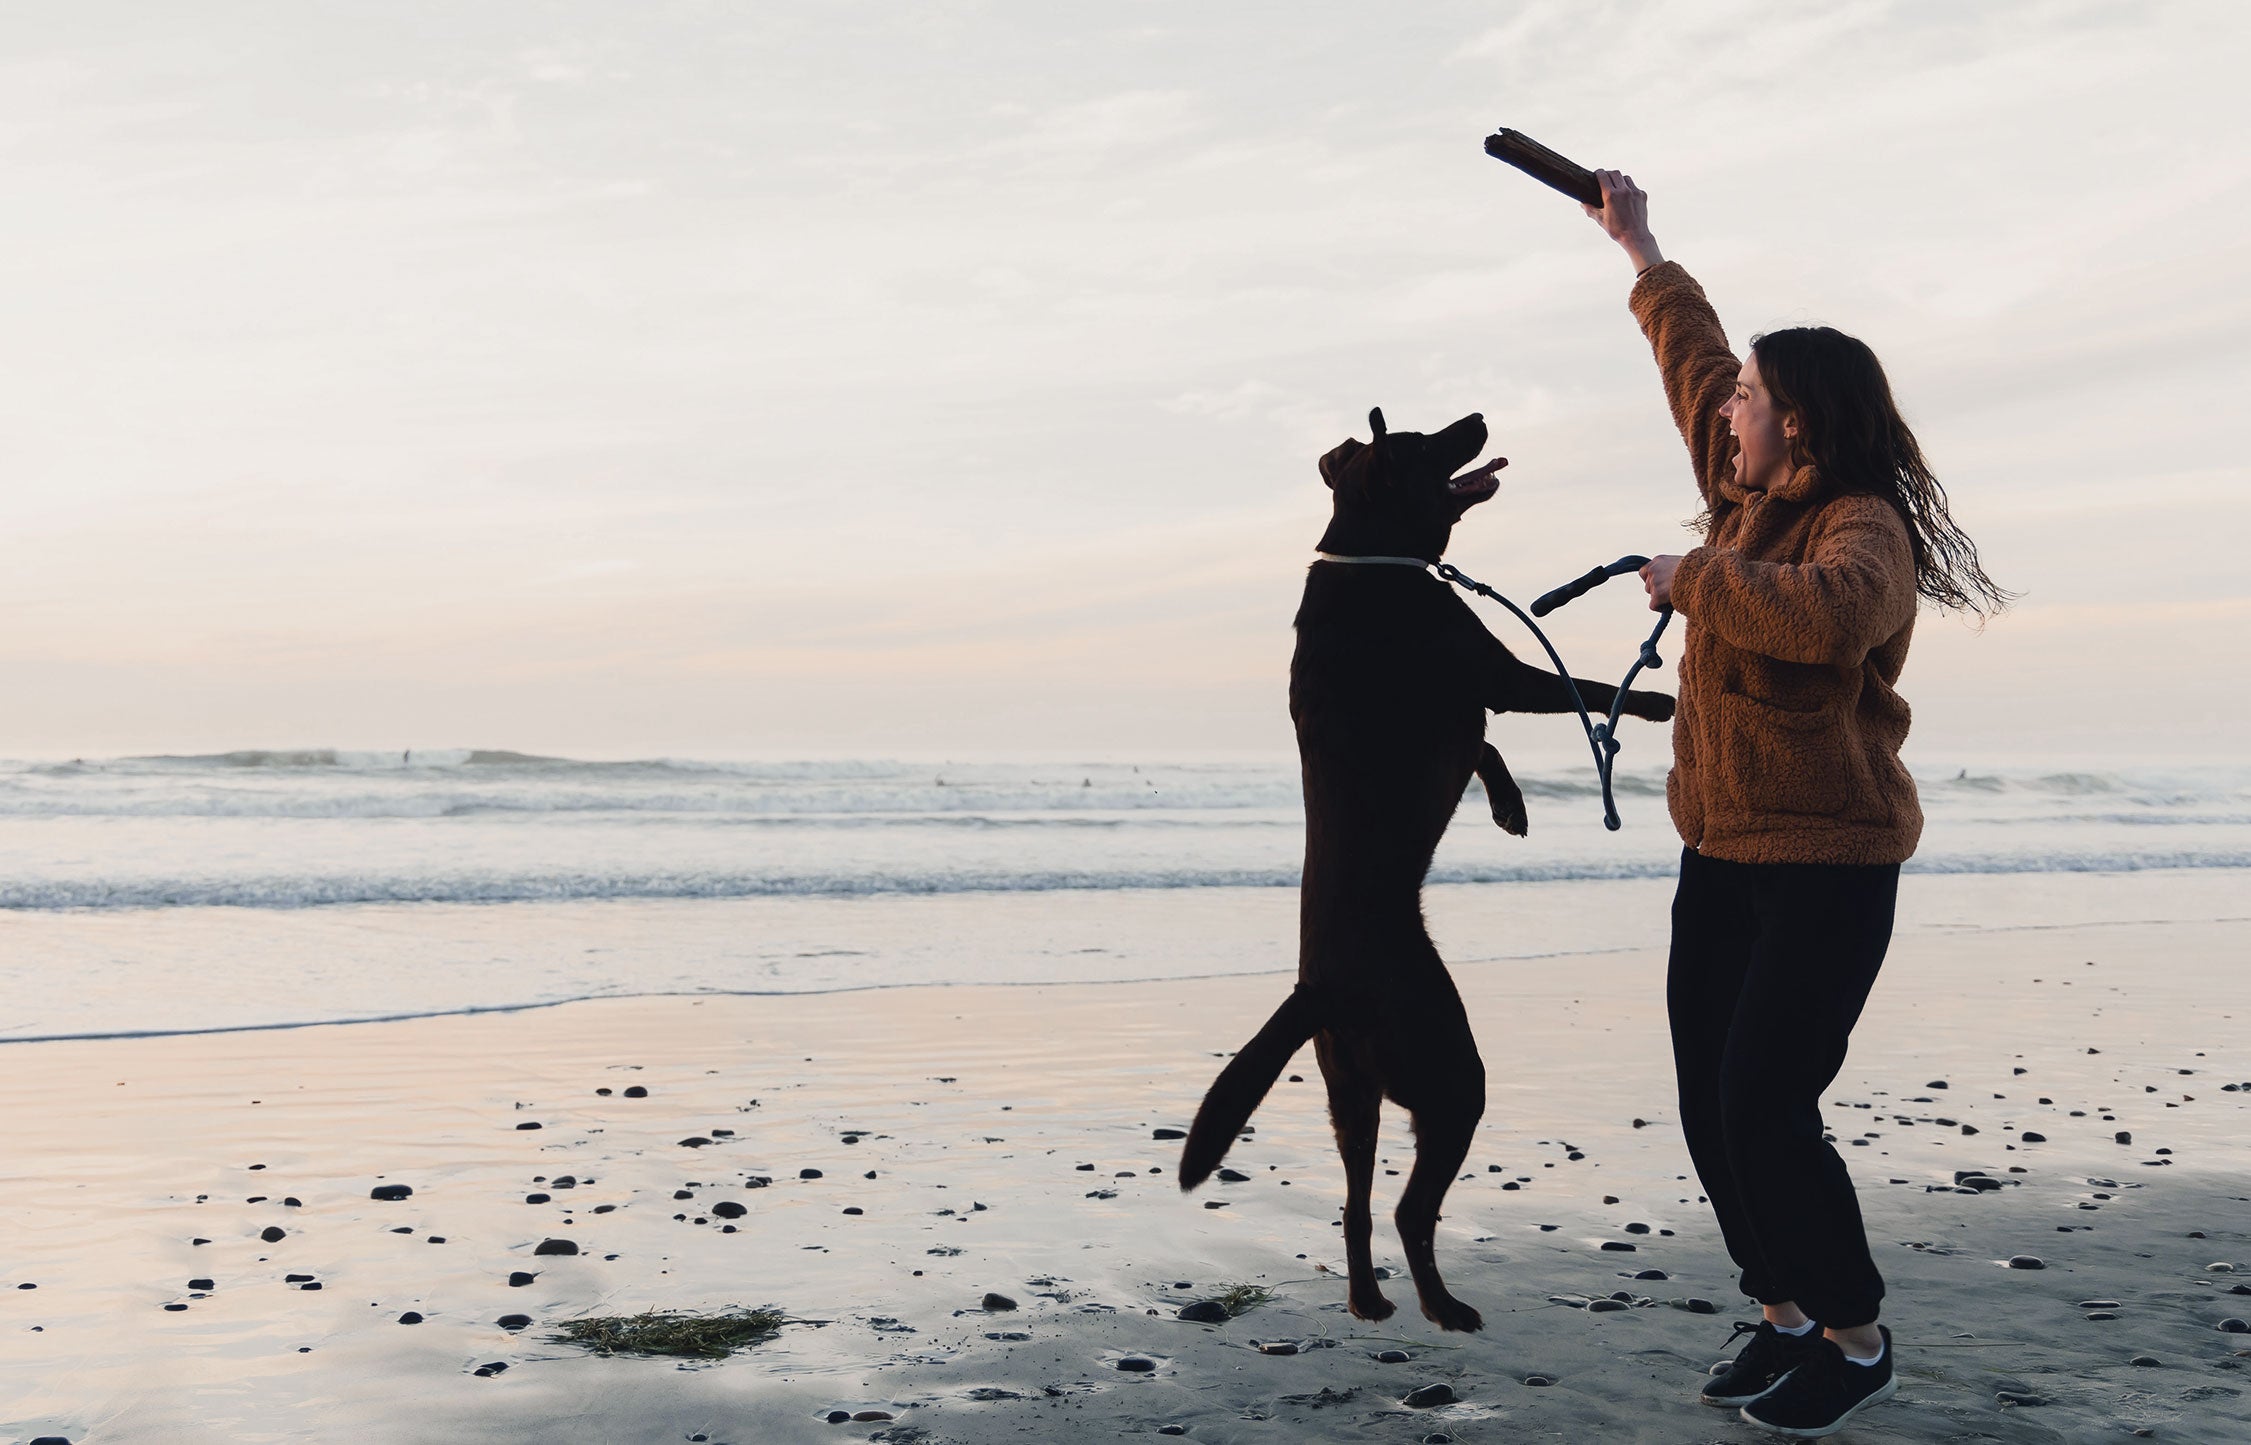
[1316,1030,1394,1323]
[1396,1096,1485,1331]
[1474,742,1527,836]
[1391,983,1487,1333]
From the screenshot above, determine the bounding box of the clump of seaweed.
[1214,1283,1274,1318]
[553,1307,787,1359]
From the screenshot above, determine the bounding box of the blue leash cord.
[1434,556,1674,832]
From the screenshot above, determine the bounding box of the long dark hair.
[1751,326,2013,617]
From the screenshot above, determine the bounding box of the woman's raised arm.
[1587,172,1739,513]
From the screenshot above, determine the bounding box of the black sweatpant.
[1667,846,1898,1329]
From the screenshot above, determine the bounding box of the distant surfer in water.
[1584,168,2009,1436]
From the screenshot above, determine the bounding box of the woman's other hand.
[1641,553,1683,610]
[1586,170,1665,274]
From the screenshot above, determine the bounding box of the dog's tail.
[1178,986,1324,1191]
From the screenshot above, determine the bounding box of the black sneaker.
[1740,1326,1897,1437]
[1699,1319,1824,1407]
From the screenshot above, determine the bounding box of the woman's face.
[1720,352,1795,491]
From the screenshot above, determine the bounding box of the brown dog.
[1177,408,1673,1330]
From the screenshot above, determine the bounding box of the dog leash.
[1314,552,1672,831]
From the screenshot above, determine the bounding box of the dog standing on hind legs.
[1177,407,1675,1331]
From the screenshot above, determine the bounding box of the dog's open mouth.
[1446,466,1502,508]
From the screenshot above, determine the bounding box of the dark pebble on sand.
[1624,1222,1650,1234]
[507,1272,537,1287]
[2085,1311,2118,1321]
[1524,1374,1556,1386]
[1375,1349,1410,1363]
[1600,1241,1636,1252]
[2021,1132,2047,1143]
[524,1193,551,1204]
[1402,1383,1457,1408]
[825,1410,852,1423]
[285,1273,315,1283]
[1259,1341,1299,1355]
[1997,1389,2047,1407]
[1961,1124,1979,1135]
[1633,1269,1668,1281]
[2130,1354,2161,1367]
[515,1122,541,1131]
[983,1293,1018,1312]
[800,1168,823,1180]
[2078,1299,2120,1309]
[851,1411,894,1423]
[1217,1168,1250,1183]
[398,1312,423,1324]
[1587,1299,1628,1313]
[189,1278,214,1290]
[533,1238,577,1256]
[1152,1128,1186,1140]
[370,1184,412,1201]
[595,1087,612,1096]
[162,1302,188,1312]
[259,1227,286,1243]
[472,1362,507,1377]
[29,1437,71,1444]
[1116,1356,1156,1372]
[622,1085,648,1098]
[2219,1318,2250,1333]
[843,1206,863,1215]
[1179,1300,1228,1324]
[1159,1428,1185,1437]
[712,1201,747,1219]
[497,1313,531,1329]
[1684,1298,1717,1314]
[2007,1255,2045,1270]
[2115,1131,2132,1144]
[2231,1284,2251,1295]
[678,1137,712,1148]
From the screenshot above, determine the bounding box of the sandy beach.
[3,871,2247,1443]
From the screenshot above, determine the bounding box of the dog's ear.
[1318,437,1365,489]
[1368,407,1387,440]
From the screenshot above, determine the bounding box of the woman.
[1585,170,2009,1438]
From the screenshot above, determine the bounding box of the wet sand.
[4,876,2249,1443]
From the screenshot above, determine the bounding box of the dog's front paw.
[1628,689,1675,723]
[1348,1289,1396,1324]
[1487,787,1529,837]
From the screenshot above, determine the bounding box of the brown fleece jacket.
[1629,261,1923,865]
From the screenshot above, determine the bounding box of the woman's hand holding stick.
[1585,170,1666,275]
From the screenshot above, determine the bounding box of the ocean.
[4,750,2247,1041]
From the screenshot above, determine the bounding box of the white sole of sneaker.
[1738,1372,1898,1438]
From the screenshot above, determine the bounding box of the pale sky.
[2,1,2245,762]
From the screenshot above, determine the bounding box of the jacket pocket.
[1714,689,1851,819]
